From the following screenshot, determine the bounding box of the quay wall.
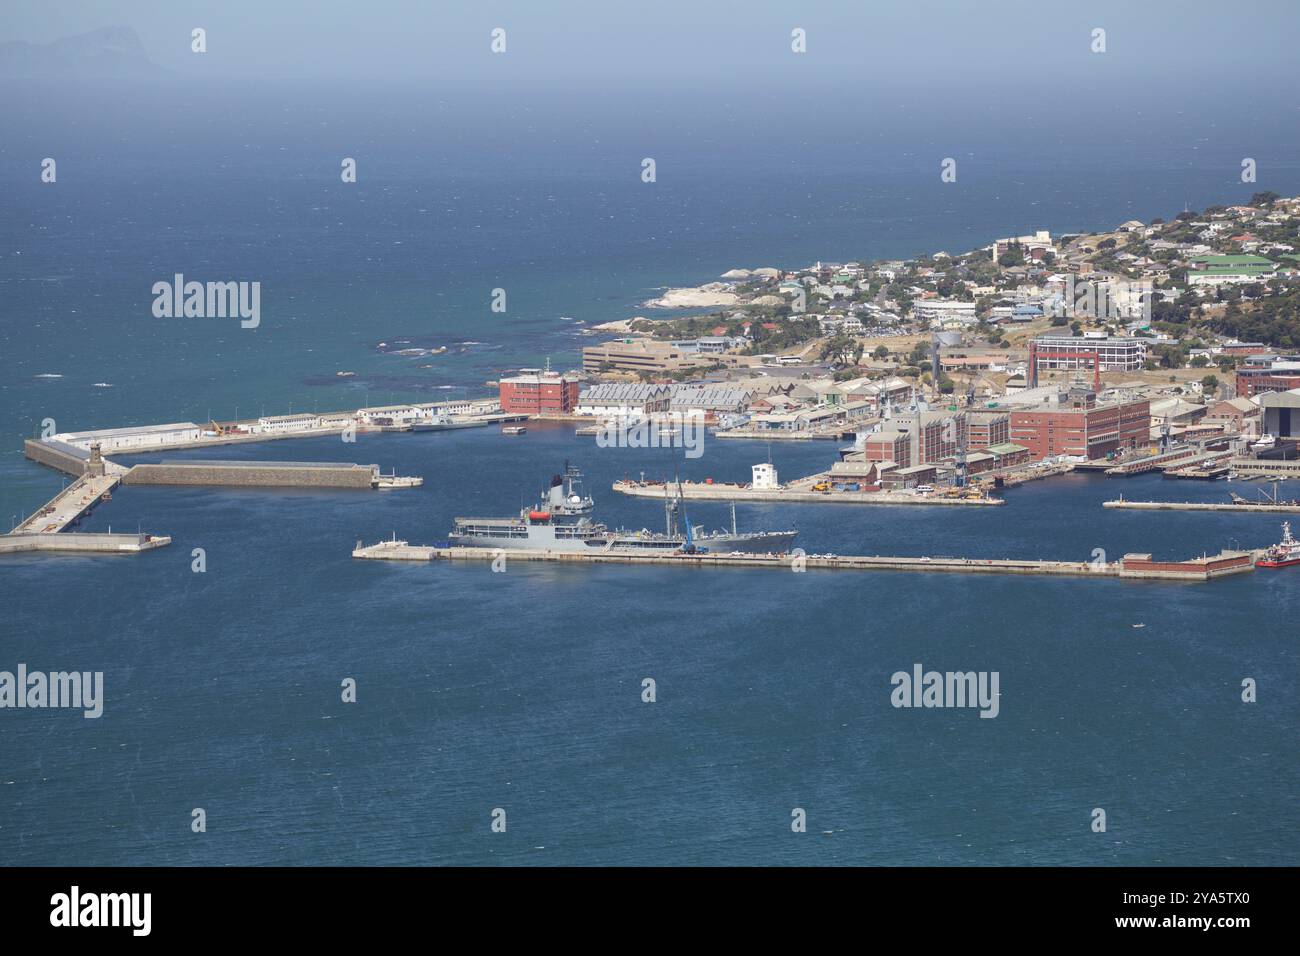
[1117,557,1254,580]
[612,482,1002,506]
[713,430,843,441]
[1104,500,1300,513]
[0,532,170,555]
[122,462,378,488]
[1231,458,1300,478]
[24,439,88,476]
[353,542,1253,583]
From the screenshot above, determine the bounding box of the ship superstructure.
[449,463,797,554]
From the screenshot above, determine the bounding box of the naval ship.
[449,462,797,554]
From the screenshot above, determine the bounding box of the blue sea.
[1,81,1298,865]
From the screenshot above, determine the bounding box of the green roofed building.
[1188,254,1276,287]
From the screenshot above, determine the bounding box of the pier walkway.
[611,480,1002,506]
[353,541,1254,582]
[1104,498,1300,514]
[0,532,170,555]
[11,473,122,534]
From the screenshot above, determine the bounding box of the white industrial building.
[54,422,203,451]
[575,384,672,419]
[255,414,321,434]
[912,299,977,326]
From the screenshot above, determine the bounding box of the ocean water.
[1,428,1297,865]
[2,83,1299,865]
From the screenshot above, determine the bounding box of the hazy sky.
[4,0,1299,94]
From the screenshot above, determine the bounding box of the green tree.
[997,242,1025,268]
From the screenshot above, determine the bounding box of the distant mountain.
[0,26,161,78]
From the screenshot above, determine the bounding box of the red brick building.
[861,429,911,464]
[499,371,580,415]
[1009,390,1149,459]
[888,409,966,467]
[913,413,966,465]
[966,410,1010,450]
[1236,360,1300,398]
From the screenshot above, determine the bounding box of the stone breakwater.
[121,461,380,489]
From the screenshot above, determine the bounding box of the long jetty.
[352,540,1255,583]
[0,532,170,555]
[1104,499,1300,514]
[11,473,123,534]
[611,480,1003,506]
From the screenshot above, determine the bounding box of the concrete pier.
[611,480,1003,506]
[11,474,122,534]
[712,429,845,441]
[1105,448,1202,475]
[0,532,171,555]
[1104,499,1300,514]
[352,540,1253,582]
[1231,458,1300,479]
[997,461,1075,487]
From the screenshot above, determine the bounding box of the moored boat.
[1258,521,1300,568]
[449,463,797,554]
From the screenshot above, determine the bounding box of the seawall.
[122,461,379,489]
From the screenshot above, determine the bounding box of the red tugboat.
[1258,522,1300,568]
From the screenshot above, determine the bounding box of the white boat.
[1252,434,1276,451]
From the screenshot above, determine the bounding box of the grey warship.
[449,462,797,554]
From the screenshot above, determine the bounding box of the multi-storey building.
[966,409,1010,450]
[1007,386,1150,459]
[860,429,911,465]
[498,370,581,415]
[889,409,967,467]
[912,299,977,326]
[1236,356,1300,398]
[1028,334,1148,387]
[582,340,743,374]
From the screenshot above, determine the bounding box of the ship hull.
[1257,556,1300,568]
[448,529,799,554]
[691,531,799,554]
[448,463,798,555]
[449,528,608,552]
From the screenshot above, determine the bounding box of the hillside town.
[495,193,1300,490]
